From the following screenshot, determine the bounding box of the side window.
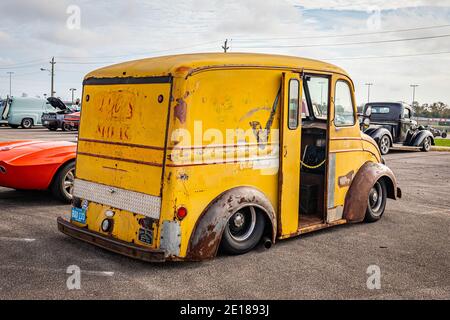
[403,108,411,119]
[334,80,355,126]
[304,76,329,120]
[288,79,300,129]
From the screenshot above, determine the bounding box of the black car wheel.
[421,136,432,152]
[364,180,387,223]
[379,135,390,155]
[221,206,265,255]
[21,118,34,129]
[51,161,75,203]
[442,132,447,139]
[63,123,72,131]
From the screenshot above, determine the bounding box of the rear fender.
[344,162,401,223]
[410,130,435,147]
[186,187,276,261]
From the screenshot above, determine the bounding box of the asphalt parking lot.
[0,127,449,299]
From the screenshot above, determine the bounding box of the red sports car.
[62,112,80,131]
[0,140,76,202]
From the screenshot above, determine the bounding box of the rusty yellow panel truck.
[57,53,402,262]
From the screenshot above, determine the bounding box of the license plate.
[71,207,86,224]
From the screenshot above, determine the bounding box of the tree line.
[412,102,450,119]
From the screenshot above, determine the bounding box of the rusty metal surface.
[343,161,400,223]
[186,187,277,261]
[57,217,166,262]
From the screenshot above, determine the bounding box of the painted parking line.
[0,237,36,242]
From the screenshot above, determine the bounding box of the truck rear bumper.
[57,217,166,262]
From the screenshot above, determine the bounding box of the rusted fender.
[186,187,277,261]
[344,161,401,223]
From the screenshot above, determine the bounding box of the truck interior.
[298,75,330,229]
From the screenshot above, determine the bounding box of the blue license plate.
[71,207,86,224]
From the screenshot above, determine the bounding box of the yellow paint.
[67,53,383,260]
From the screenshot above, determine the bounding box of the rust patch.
[174,98,187,123]
[175,66,193,74]
[338,170,354,188]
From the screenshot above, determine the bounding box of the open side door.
[278,72,302,236]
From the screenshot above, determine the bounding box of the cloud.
[0,0,449,105]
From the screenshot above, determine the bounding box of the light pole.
[69,88,77,104]
[41,57,56,97]
[410,84,419,106]
[365,83,373,103]
[6,72,14,97]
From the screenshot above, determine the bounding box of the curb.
[431,146,450,152]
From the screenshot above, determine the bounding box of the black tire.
[51,161,76,203]
[21,118,34,129]
[421,136,431,152]
[441,132,447,139]
[63,123,71,131]
[378,135,390,155]
[364,179,387,223]
[221,206,265,255]
[9,124,19,129]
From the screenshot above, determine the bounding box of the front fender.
[186,187,276,261]
[410,130,435,147]
[344,162,401,223]
[365,127,393,145]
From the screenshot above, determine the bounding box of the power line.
[325,50,450,61]
[234,33,450,49]
[56,39,222,60]
[232,24,450,42]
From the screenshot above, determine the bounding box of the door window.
[403,108,411,119]
[288,79,300,129]
[334,81,355,126]
[304,76,329,120]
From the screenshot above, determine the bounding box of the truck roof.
[84,52,350,80]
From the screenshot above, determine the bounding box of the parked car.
[423,125,447,138]
[4,97,57,129]
[62,111,80,131]
[41,98,79,131]
[0,140,76,202]
[58,53,401,262]
[362,102,435,155]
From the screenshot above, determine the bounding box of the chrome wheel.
[368,181,383,216]
[22,118,33,129]
[379,136,390,155]
[62,167,75,200]
[422,137,431,152]
[226,207,257,242]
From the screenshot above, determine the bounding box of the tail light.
[177,207,188,220]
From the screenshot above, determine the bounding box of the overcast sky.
[0,0,449,106]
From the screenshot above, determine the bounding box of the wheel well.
[379,176,396,200]
[49,159,75,188]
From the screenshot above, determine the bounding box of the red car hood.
[0,140,76,166]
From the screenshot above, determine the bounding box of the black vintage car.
[41,97,76,131]
[424,125,447,138]
[362,102,434,155]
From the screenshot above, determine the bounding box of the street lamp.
[365,83,373,103]
[6,72,14,98]
[69,88,77,104]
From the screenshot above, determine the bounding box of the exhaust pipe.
[262,237,272,249]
